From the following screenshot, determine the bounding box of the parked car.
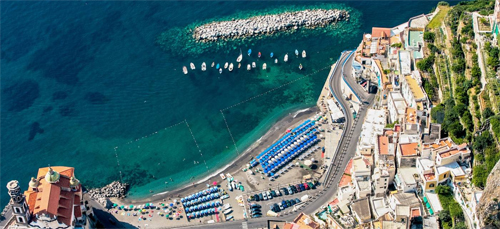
[299,184,305,191]
[250,204,261,209]
[270,190,276,197]
[303,183,310,190]
[290,199,296,205]
[282,200,288,208]
[262,192,268,200]
[294,184,301,192]
[286,200,292,207]
[275,189,281,196]
[281,188,289,195]
[266,191,273,199]
[254,194,260,201]
[251,209,261,214]
[278,202,284,210]
[287,186,294,195]
[307,182,315,189]
[253,214,262,218]
[258,193,263,201]
[295,198,301,203]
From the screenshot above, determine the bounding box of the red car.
[303,183,310,190]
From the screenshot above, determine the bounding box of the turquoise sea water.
[1,1,442,206]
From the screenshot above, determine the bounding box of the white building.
[398,50,411,76]
[394,167,418,193]
[357,109,386,156]
[372,167,391,197]
[351,156,372,198]
[387,91,407,123]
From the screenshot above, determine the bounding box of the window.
[443,174,447,178]
[17,216,24,223]
[429,183,435,188]
[13,207,20,213]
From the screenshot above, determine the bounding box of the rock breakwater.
[193,9,349,42]
[88,181,128,206]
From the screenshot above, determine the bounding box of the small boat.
[219,68,223,74]
[236,49,243,63]
[299,63,303,70]
[223,209,232,215]
[226,215,234,220]
[284,54,288,62]
[201,62,206,71]
[238,63,241,68]
[224,62,228,69]
[258,52,261,58]
[275,58,278,64]
[270,52,274,58]
[190,63,195,70]
[247,64,251,71]
[211,62,215,68]
[231,182,236,190]
[229,63,234,71]
[183,66,188,75]
[223,204,231,210]
[248,49,252,56]
[252,62,256,68]
[302,50,306,58]
[216,63,220,69]
[220,173,226,180]
[262,63,267,70]
[295,49,299,56]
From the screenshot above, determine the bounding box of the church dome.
[45,167,60,183]
[69,176,80,187]
[28,177,39,189]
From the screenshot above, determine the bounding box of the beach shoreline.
[113,105,320,205]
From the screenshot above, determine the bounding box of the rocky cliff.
[477,159,500,228]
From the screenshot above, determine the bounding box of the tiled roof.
[405,107,417,124]
[399,142,419,156]
[378,135,389,155]
[339,174,352,187]
[372,27,392,38]
[345,159,353,175]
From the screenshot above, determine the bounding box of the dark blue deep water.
[1,1,441,206]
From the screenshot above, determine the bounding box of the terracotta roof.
[394,125,401,132]
[345,159,353,175]
[37,166,74,179]
[74,205,82,218]
[284,223,301,229]
[372,27,392,38]
[424,174,435,181]
[378,135,389,155]
[405,107,417,124]
[339,174,352,187]
[399,143,419,156]
[329,198,340,207]
[411,208,421,218]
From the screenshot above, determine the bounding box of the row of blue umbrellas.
[259,128,318,167]
[181,187,219,203]
[257,120,316,161]
[187,208,218,218]
[185,201,221,213]
[263,136,319,175]
[182,193,220,207]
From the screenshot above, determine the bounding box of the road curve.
[173,51,375,229]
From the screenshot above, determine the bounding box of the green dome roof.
[69,176,80,187]
[28,177,39,188]
[45,167,60,183]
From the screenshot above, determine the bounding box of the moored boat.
[247,64,251,71]
[216,63,220,69]
[252,62,256,68]
[183,66,188,75]
[226,215,234,220]
[270,52,274,58]
[224,62,228,69]
[201,62,206,71]
[302,50,306,58]
[299,63,303,70]
[190,63,195,70]
[262,63,267,70]
[275,58,278,64]
[229,63,234,72]
[223,209,232,215]
[284,54,288,62]
[258,52,261,58]
[237,49,243,63]
[220,173,226,180]
[238,63,241,68]
[211,62,215,68]
[295,49,299,56]
[219,68,223,74]
[248,49,252,56]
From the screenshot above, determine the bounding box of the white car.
[267,191,273,199]
[262,192,268,200]
[278,202,284,210]
[275,189,281,196]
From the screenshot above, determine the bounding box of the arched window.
[17,216,24,223]
[429,183,435,188]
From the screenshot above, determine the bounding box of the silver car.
[262,192,268,200]
[267,191,273,199]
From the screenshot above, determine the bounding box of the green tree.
[439,209,452,222]
[483,107,494,119]
[424,32,436,43]
[436,185,452,195]
[472,165,487,187]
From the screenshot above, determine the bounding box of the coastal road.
[174,51,375,229]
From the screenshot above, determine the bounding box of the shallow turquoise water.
[0,1,442,206]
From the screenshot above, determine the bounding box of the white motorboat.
[275,58,278,64]
[229,63,234,72]
[201,62,206,71]
[236,49,243,63]
[211,62,215,68]
[252,62,256,68]
[224,62,229,69]
[247,64,251,71]
[302,50,306,58]
[262,63,267,70]
[284,54,288,62]
[238,63,241,68]
[183,66,188,75]
[219,68,223,74]
[299,63,303,70]
[190,63,195,70]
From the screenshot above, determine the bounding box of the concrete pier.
[193,9,349,42]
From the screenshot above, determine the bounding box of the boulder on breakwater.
[193,9,349,42]
[87,181,128,206]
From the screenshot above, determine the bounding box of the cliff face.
[477,159,500,228]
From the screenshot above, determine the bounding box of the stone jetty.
[193,9,349,42]
[88,181,128,206]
